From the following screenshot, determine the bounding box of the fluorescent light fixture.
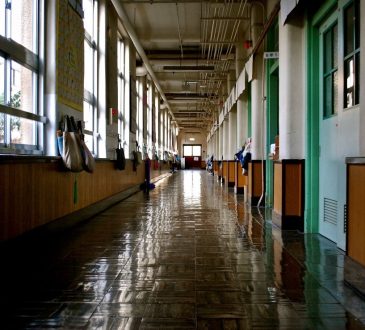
[163,65,215,72]
[189,137,195,141]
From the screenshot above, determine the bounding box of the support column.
[251,56,264,161]
[236,95,248,149]
[279,24,305,160]
[215,130,219,160]
[223,119,229,160]
[219,126,224,160]
[272,20,305,231]
[229,108,237,158]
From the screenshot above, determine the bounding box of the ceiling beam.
[110,0,177,123]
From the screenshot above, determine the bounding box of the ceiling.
[121,0,253,132]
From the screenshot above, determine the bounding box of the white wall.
[360,0,365,155]
[251,55,264,160]
[278,15,305,159]
[178,131,207,159]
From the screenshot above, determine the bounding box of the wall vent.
[344,204,347,233]
[324,198,338,225]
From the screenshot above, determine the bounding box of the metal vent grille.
[324,198,338,225]
[344,204,347,233]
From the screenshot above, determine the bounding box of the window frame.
[183,144,202,157]
[343,0,360,109]
[83,0,98,155]
[0,0,44,154]
[322,21,338,119]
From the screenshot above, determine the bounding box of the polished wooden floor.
[1,170,365,329]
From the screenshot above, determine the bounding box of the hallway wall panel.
[0,159,170,241]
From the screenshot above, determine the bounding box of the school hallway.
[1,170,365,329]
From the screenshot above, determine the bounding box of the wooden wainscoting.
[222,161,228,183]
[213,161,219,176]
[248,160,265,205]
[0,157,156,241]
[347,159,365,267]
[272,160,304,231]
[228,161,235,187]
[234,162,247,194]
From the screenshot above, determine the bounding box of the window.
[117,37,130,157]
[344,0,360,108]
[146,80,152,157]
[83,0,98,154]
[183,145,201,157]
[193,145,201,156]
[322,23,338,118]
[184,145,192,156]
[0,0,43,154]
[136,77,143,147]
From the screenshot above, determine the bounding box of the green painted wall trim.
[312,0,338,26]
[305,1,337,233]
[305,19,320,234]
[265,19,279,207]
[266,66,279,207]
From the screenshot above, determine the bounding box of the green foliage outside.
[0,91,22,141]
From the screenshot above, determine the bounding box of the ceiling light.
[163,65,215,72]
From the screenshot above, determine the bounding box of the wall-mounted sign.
[264,52,279,59]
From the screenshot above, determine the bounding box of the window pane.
[333,71,338,114]
[333,24,338,67]
[10,116,35,145]
[324,29,332,73]
[0,114,4,143]
[10,61,35,113]
[355,0,360,49]
[10,0,36,53]
[84,133,93,154]
[83,101,93,131]
[84,41,93,93]
[193,145,201,156]
[345,58,354,108]
[83,0,94,38]
[355,52,360,105]
[0,0,5,37]
[344,3,354,56]
[324,75,332,117]
[0,56,4,105]
[184,145,192,156]
[0,56,4,142]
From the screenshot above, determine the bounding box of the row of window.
[0,0,361,155]
[322,0,360,118]
[0,0,174,157]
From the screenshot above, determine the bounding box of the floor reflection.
[1,170,365,328]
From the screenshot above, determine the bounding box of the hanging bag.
[62,115,83,172]
[135,141,142,165]
[116,135,126,170]
[76,120,95,173]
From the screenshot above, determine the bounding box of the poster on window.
[130,75,137,133]
[56,0,84,112]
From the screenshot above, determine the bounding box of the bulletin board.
[56,0,84,112]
